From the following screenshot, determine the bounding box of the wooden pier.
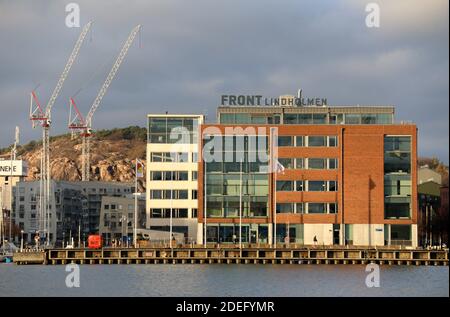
[13,246,449,266]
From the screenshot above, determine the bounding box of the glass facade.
[275,224,304,243]
[384,136,412,219]
[206,224,269,243]
[148,116,199,144]
[219,111,393,125]
[204,135,269,219]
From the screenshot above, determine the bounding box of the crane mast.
[69,25,141,181]
[29,22,92,246]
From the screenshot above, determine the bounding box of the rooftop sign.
[221,90,328,107]
[0,160,28,177]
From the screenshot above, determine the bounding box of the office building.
[197,102,418,247]
[146,114,204,242]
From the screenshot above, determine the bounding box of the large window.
[308,158,326,169]
[276,203,294,213]
[384,136,412,219]
[278,136,293,147]
[308,181,326,192]
[278,158,294,169]
[204,135,269,219]
[308,203,326,214]
[390,225,411,243]
[148,117,199,144]
[308,136,326,147]
[276,180,294,191]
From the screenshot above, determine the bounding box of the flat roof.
[147,114,205,118]
[217,106,395,114]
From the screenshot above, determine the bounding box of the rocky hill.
[0,126,147,190]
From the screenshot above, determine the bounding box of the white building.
[1,159,28,244]
[146,114,204,243]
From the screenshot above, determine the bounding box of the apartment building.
[12,180,134,245]
[99,195,146,245]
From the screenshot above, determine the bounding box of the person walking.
[313,235,318,246]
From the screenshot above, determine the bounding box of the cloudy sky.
[0,0,448,162]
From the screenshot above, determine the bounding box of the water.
[0,264,448,297]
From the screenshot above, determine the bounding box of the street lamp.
[20,230,24,252]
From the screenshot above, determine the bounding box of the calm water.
[0,264,448,297]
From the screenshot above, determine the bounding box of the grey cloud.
[0,0,448,162]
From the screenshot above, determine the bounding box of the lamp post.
[20,230,24,252]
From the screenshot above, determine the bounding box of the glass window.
[384,174,411,196]
[295,136,304,147]
[164,171,173,181]
[345,114,361,124]
[178,152,189,162]
[309,158,326,169]
[296,203,304,214]
[177,171,189,181]
[377,114,392,124]
[296,180,304,191]
[220,113,234,124]
[384,152,411,174]
[390,225,411,241]
[283,114,297,124]
[313,114,327,124]
[298,114,312,124]
[151,152,163,162]
[361,114,377,124]
[278,136,293,147]
[207,200,223,217]
[328,136,338,147]
[277,180,294,191]
[308,203,326,214]
[345,224,353,243]
[328,158,338,169]
[329,115,337,124]
[385,197,411,219]
[296,158,304,169]
[308,181,326,192]
[251,115,267,124]
[329,181,337,191]
[151,171,162,181]
[276,203,294,213]
[178,190,188,199]
[278,158,293,169]
[192,152,198,163]
[251,201,268,217]
[329,203,338,214]
[149,118,166,133]
[384,136,411,152]
[235,113,251,124]
[308,136,326,147]
[150,190,161,199]
[192,171,198,181]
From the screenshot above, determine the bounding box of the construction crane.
[29,21,92,246]
[68,25,141,181]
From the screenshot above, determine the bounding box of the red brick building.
[196,104,417,247]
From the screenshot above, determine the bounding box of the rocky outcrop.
[6,132,147,190]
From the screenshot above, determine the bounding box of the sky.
[0,0,448,162]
